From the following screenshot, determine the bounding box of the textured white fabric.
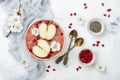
[1,0,54,80]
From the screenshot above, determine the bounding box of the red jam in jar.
[79,49,93,64]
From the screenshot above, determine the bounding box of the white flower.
[96,64,106,72]
[4,14,23,33]
[50,41,61,52]
[31,28,39,36]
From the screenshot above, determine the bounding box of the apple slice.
[39,23,56,40]
[32,39,50,58]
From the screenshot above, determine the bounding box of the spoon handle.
[55,39,73,64]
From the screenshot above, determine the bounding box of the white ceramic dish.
[87,18,105,36]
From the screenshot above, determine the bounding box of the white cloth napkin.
[1,0,54,80]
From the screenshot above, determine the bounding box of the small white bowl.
[87,18,105,36]
[78,49,95,66]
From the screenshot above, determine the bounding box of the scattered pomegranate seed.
[46,70,49,72]
[68,26,72,28]
[74,13,77,16]
[102,44,105,47]
[97,41,100,43]
[92,44,96,46]
[107,8,112,13]
[69,23,72,25]
[70,13,73,16]
[47,65,50,68]
[84,3,87,6]
[78,66,82,69]
[101,3,105,6]
[103,14,107,16]
[96,44,99,47]
[76,68,79,71]
[108,14,110,18]
[84,6,88,9]
[53,69,56,71]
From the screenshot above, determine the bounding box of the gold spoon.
[63,38,84,65]
[55,30,78,64]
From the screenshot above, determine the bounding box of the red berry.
[102,44,105,47]
[68,26,72,28]
[74,13,77,16]
[70,13,73,16]
[101,3,105,6]
[46,70,49,72]
[97,41,100,43]
[53,69,56,71]
[78,66,82,69]
[69,23,72,25]
[92,44,96,46]
[103,14,107,16]
[84,6,88,9]
[108,14,110,18]
[84,3,87,6]
[107,8,112,12]
[76,68,79,71]
[47,65,50,68]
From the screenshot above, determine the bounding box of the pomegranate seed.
[70,13,73,16]
[46,70,49,72]
[103,14,107,16]
[96,44,99,47]
[74,13,77,16]
[53,69,56,71]
[69,23,72,25]
[107,8,112,13]
[101,3,105,6]
[102,44,105,47]
[92,44,96,46]
[47,65,50,68]
[97,41,100,43]
[84,6,88,9]
[84,3,87,6]
[108,14,110,18]
[78,66,82,69]
[76,68,79,71]
[68,26,72,28]
[60,32,63,36]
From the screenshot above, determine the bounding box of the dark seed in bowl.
[90,21,102,33]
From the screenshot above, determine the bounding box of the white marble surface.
[0,0,120,80]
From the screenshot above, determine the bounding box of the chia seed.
[90,21,102,33]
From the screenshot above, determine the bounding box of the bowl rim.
[24,19,65,61]
[78,48,96,66]
[87,18,105,36]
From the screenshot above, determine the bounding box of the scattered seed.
[78,66,82,69]
[70,13,73,16]
[69,23,72,25]
[47,65,51,68]
[76,68,79,71]
[84,6,88,9]
[103,14,107,16]
[46,70,49,72]
[97,41,100,43]
[74,13,77,16]
[101,3,105,6]
[102,44,105,47]
[53,69,56,71]
[84,3,87,6]
[92,44,96,46]
[107,8,112,13]
[108,14,110,18]
[68,26,72,28]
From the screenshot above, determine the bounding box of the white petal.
[52,48,57,52]
[56,42,61,51]
[50,41,57,48]
[31,28,39,36]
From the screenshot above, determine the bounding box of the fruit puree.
[25,20,64,59]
